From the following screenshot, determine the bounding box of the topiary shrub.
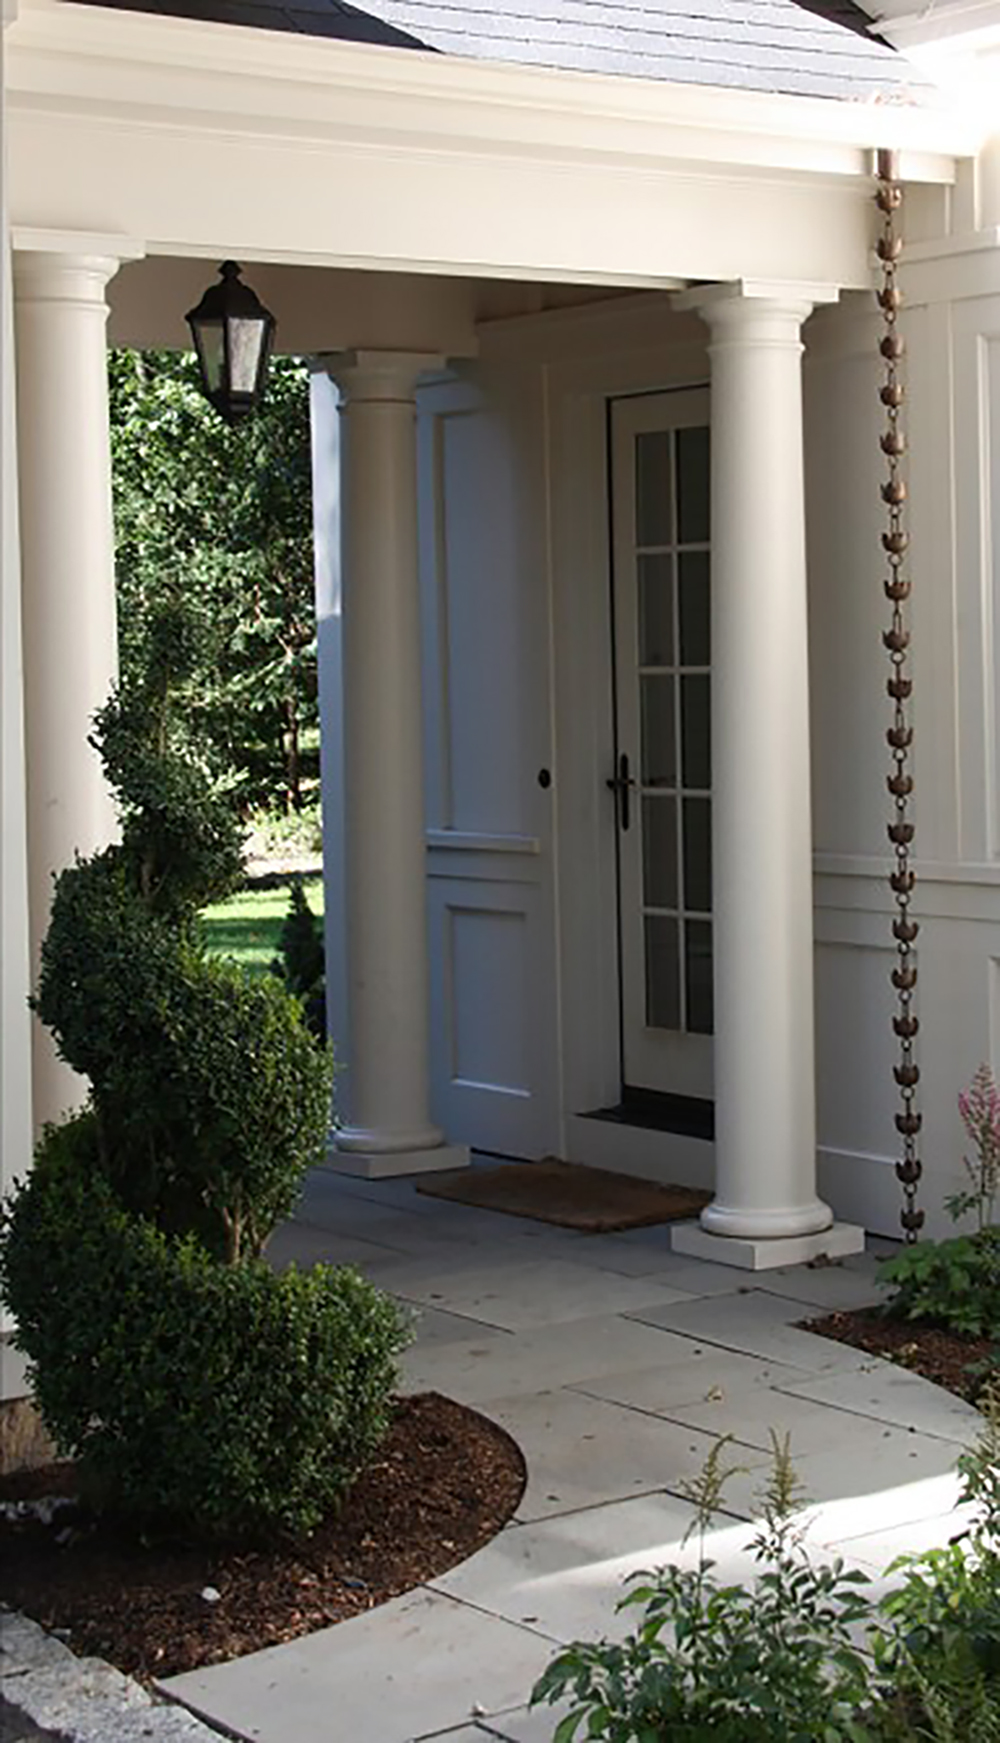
[0,1115,408,1538]
[33,598,332,1262]
[0,598,410,1538]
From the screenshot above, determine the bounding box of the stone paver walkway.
[162,1166,982,1743]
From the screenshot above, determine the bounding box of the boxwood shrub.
[0,1116,410,1539]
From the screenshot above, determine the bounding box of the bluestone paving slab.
[429,1492,709,1642]
[825,1491,979,1570]
[625,1289,880,1371]
[368,1256,695,1332]
[415,1730,497,1743]
[753,1263,888,1312]
[650,1377,920,1457]
[414,1730,494,1743]
[416,1717,563,1743]
[264,1220,402,1271]
[407,1305,518,1351]
[477,1387,770,1522]
[163,1590,552,1743]
[782,1430,963,1520]
[399,1313,717,1404]
[430,1502,785,1646]
[581,1242,751,1288]
[775,1363,982,1444]
[477,1706,563,1741]
[569,1348,804,1414]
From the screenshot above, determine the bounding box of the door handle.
[606,752,636,832]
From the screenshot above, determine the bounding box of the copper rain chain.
[876,147,923,1240]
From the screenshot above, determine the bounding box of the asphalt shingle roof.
[72,0,927,102]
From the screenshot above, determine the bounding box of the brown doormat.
[416,1158,711,1233]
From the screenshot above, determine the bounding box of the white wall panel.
[806,303,889,862]
[448,906,529,1093]
[436,407,524,833]
[418,368,559,1158]
[951,303,1000,862]
[815,935,898,1162]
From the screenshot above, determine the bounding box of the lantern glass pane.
[227,317,265,395]
[194,321,225,394]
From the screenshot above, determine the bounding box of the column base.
[670,1219,866,1272]
[325,1142,471,1180]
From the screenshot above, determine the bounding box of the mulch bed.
[0,1392,525,1682]
[804,1308,996,1403]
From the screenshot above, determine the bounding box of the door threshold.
[582,1088,714,1142]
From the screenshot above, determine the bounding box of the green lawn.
[200,877,324,977]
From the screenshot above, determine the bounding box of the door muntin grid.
[633,424,713,1037]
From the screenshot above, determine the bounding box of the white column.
[13,237,140,1135]
[322,350,467,1177]
[1,100,33,1363]
[672,282,863,1269]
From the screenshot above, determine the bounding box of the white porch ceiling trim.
[3,0,986,293]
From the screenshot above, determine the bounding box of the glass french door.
[609,390,713,1099]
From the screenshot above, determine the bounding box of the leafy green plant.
[948,1063,1000,1229]
[531,1434,877,1743]
[879,1065,1000,1346]
[870,1382,1000,1739]
[0,1116,409,1539]
[878,1228,1000,1341]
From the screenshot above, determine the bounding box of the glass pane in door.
[638,554,675,666]
[645,915,681,1029]
[632,421,713,1036]
[635,432,673,546]
[685,919,714,1034]
[640,676,676,788]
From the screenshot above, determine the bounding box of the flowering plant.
[948,1063,1000,1230]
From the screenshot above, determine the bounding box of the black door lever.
[606,752,636,831]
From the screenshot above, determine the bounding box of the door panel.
[417,371,559,1158]
[610,391,713,1098]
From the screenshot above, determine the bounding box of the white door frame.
[539,307,716,1184]
[610,387,714,1100]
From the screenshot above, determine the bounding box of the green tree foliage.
[109,347,317,812]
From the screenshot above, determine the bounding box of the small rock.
[199,1587,222,1605]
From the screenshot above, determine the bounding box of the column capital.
[12,231,145,308]
[320,349,446,406]
[674,278,840,337]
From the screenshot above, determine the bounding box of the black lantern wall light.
[186,261,276,425]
